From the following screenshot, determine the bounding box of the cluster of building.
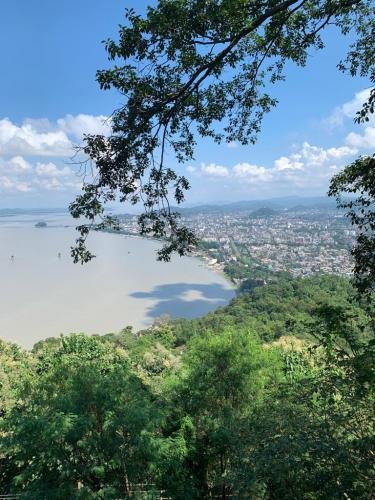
[117,207,356,281]
[189,209,355,279]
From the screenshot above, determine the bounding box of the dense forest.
[1,275,374,498]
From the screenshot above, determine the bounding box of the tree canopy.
[1,275,374,498]
[329,154,375,294]
[329,71,375,295]
[70,0,375,262]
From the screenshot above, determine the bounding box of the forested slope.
[169,275,367,344]
[1,275,374,499]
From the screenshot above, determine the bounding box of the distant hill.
[0,208,67,217]
[3,196,339,220]
[249,207,278,218]
[287,204,310,212]
[175,196,338,216]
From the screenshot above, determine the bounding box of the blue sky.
[0,0,373,208]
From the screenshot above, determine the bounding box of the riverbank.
[98,226,237,288]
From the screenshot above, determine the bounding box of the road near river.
[0,214,234,348]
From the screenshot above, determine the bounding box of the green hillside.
[1,275,374,498]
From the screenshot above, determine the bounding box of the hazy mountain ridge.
[176,196,338,215]
[0,208,68,217]
[0,197,339,220]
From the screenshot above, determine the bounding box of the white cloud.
[269,141,359,190]
[346,126,375,149]
[0,114,111,158]
[274,156,304,171]
[33,176,82,192]
[0,154,82,195]
[188,136,362,197]
[233,163,273,182]
[284,142,358,168]
[57,114,111,140]
[0,113,112,200]
[33,161,79,191]
[201,162,229,178]
[35,162,72,178]
[0,156,32,174]
[326,146,358,158]
[298,142,329,166]
[9,156,33,172]
[23,118,55,133]
[325,88,373,128]
[0,118,72,157]
[33,177,63,191]
[0,91,371,203]
[0,175,31,193]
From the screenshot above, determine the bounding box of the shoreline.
[99,227,237,289]
[97,227,311,291]
[0,224,236,348]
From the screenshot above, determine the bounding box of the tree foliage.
[1,275,374,498]
[171,274,371,344]
[329,155,375,294]
[70,0,375,262]
[164,329,282,498]
[1,336,158,498]
[329,66,375,295]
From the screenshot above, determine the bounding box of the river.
[0,213,235,348]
